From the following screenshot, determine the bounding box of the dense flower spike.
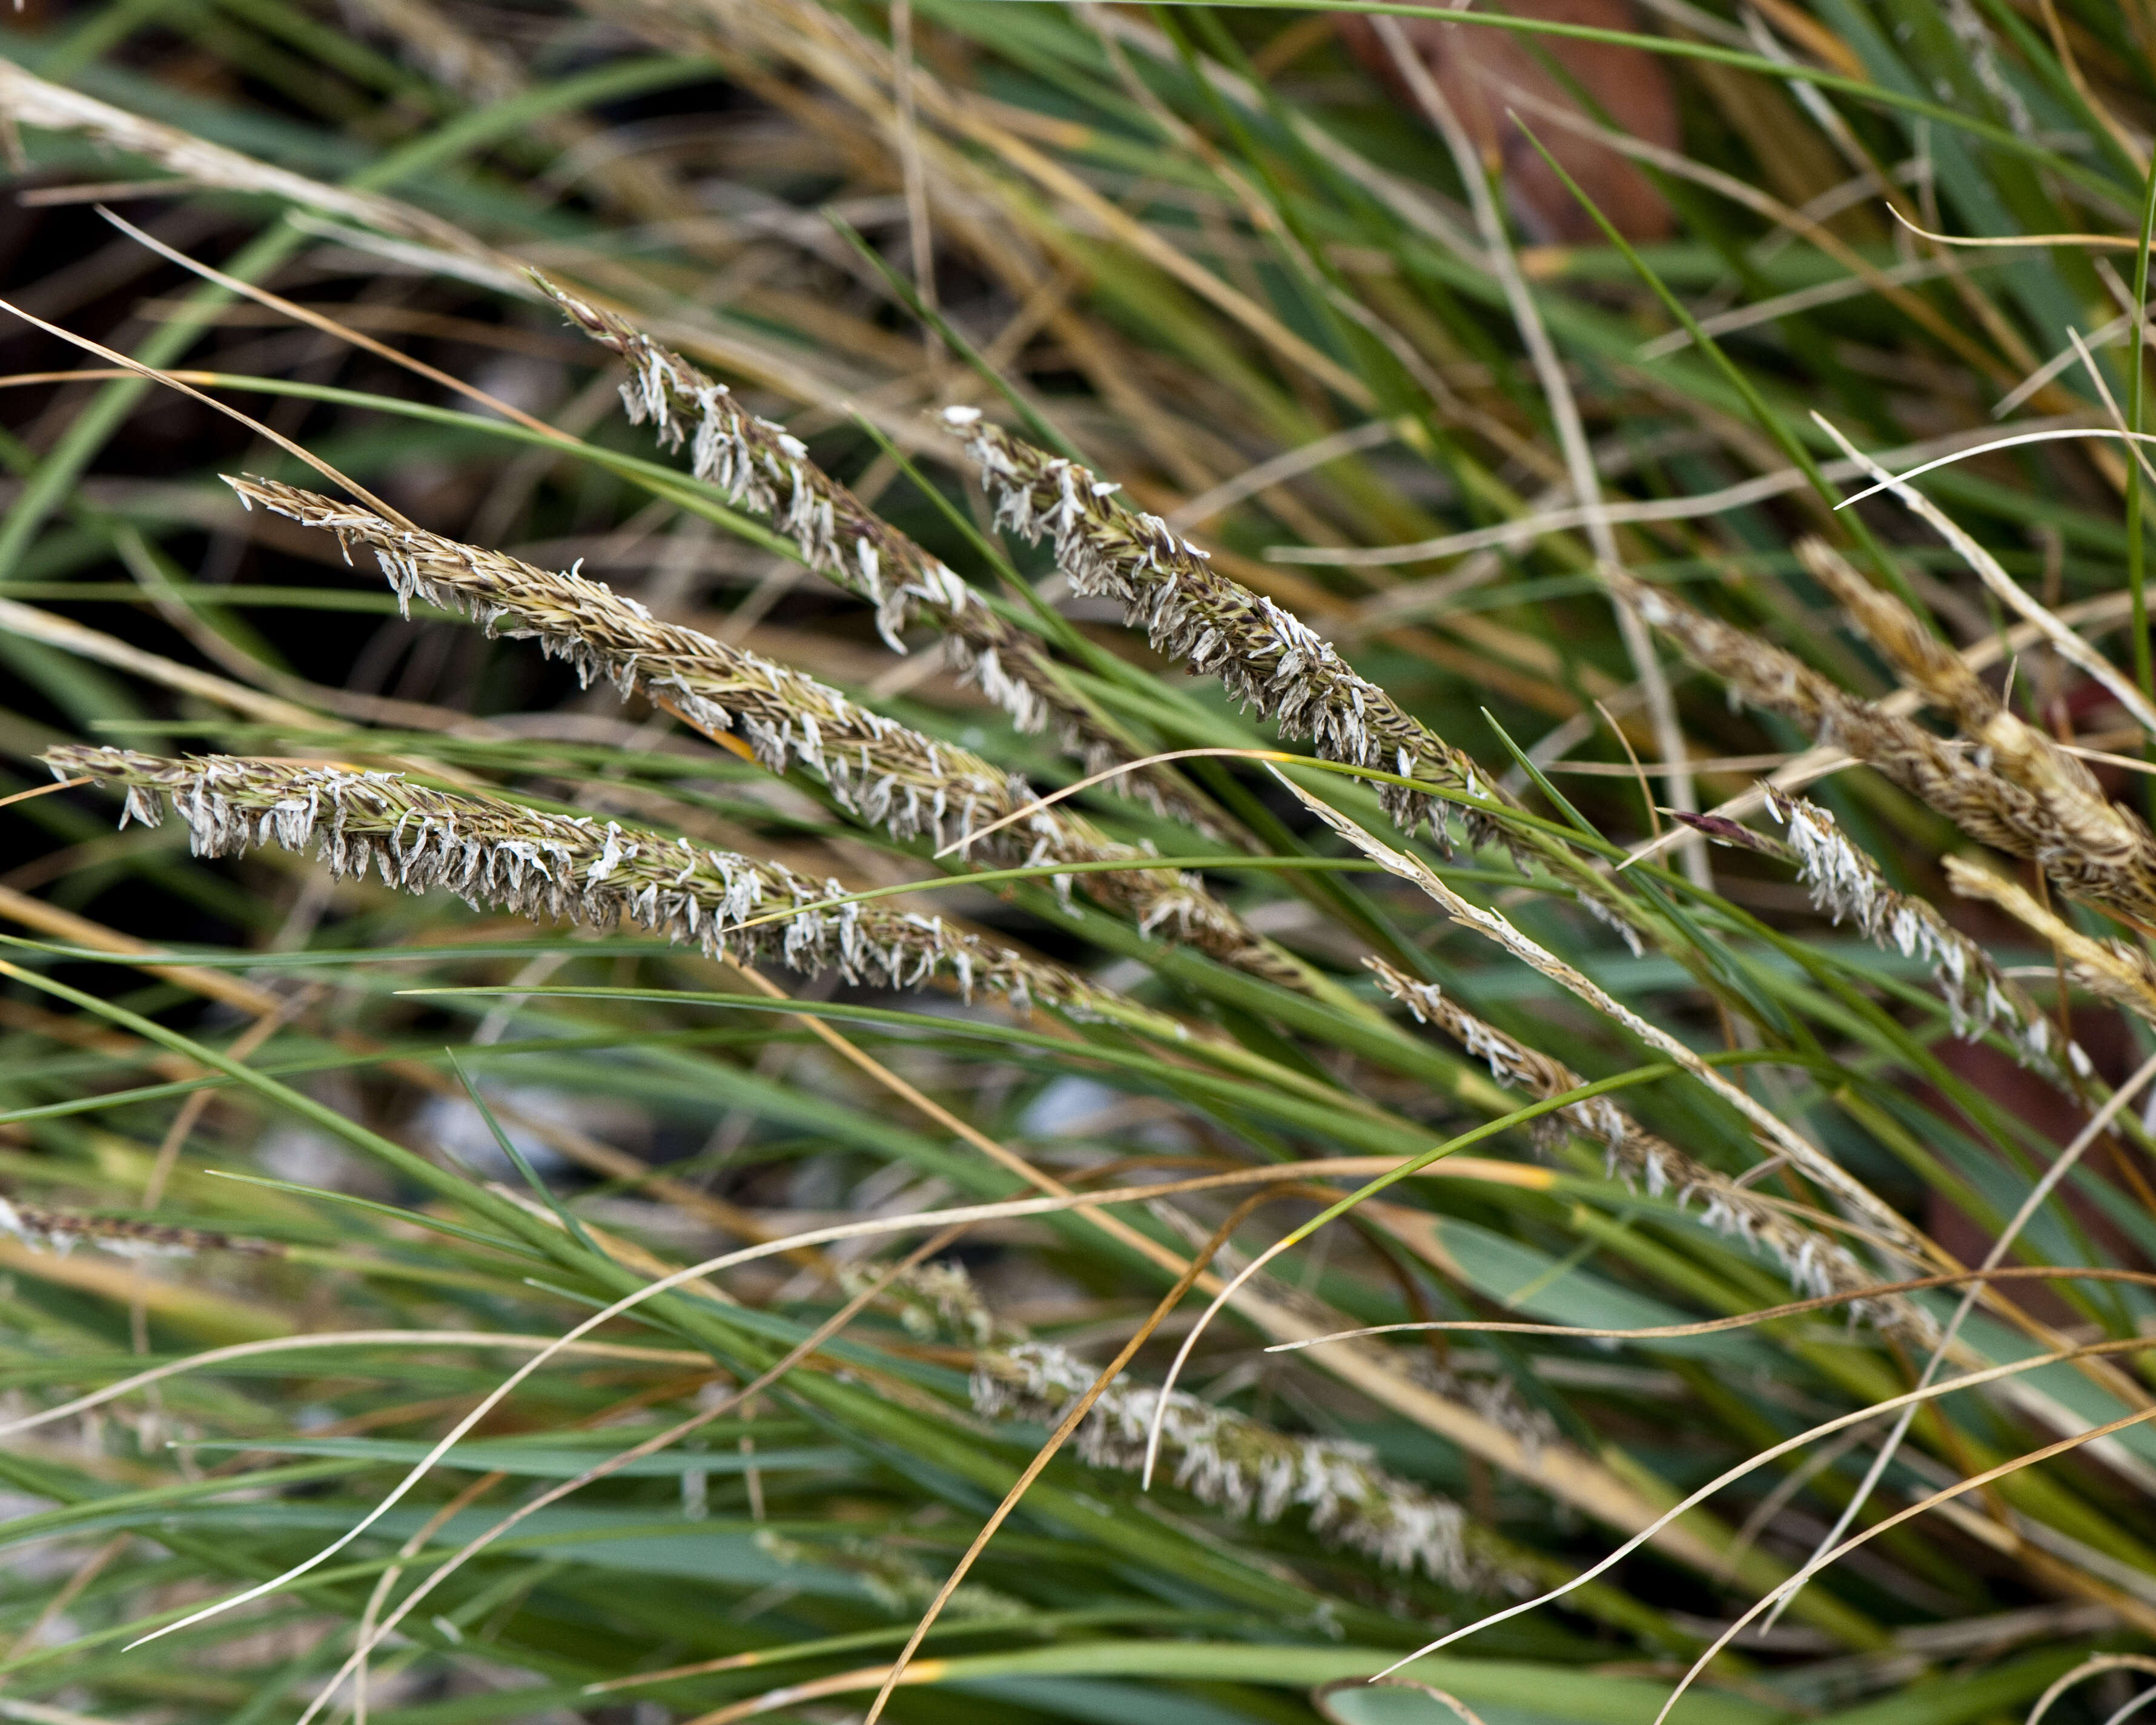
[973,1339,1512,1591]
[0,1196,276,1259]
[47,746,1136,1022]
[943,410,1506,847]
[1609,557,2156,928]
[537,279,1207,823]
[223,476,1295,985]
[860,1259,1526,1592]
[1765,790,2085,1083]
[1279,771,1934,1270]
[1366,960,1928,1340]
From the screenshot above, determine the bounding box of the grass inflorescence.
[5,3,2156,1724]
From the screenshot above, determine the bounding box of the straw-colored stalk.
[1943,855,2156,1030]
[1609,552,2156,927]
[223,475,1293,985]
[46,746,1144,1025]
[337,0,696,233]
[1811,425,2156,736]
[1366,959,1927,1340]
[0,58,495,270]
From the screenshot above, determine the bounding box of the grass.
[2,0,2156,1722]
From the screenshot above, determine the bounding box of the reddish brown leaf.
[1338,0,1681,244]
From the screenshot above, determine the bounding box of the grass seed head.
[221,475,1289,980]
[944,411,1505,850]
[1613,563,2156,927]
[47,745,1109,1019]
[1368,958,1932,1340]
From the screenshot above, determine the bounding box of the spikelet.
[974,1340,1486,1585]
[1764,790,2086,1084]
[840,1258,1002,1349]
[943,411,1502,850]
[535,280,1206,824]
[1797,540,2156,892]
[1608,558,2156,928]
[1364,960,1928,1340]
[0,1196,276,1260]
[47,746,1142,1025]
[222,476,1295,985]
[1403,1353,1560,1464]
[753,1529,1025,1621]
[855,1259,1516,1589]
[972,1339,1512,1591]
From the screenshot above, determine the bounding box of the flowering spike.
[1766,790,2080,1082]
[48,746,1136,1023]
[220,476,1294,988]
[1366,958,1933,1342]
[535,279,1211,828]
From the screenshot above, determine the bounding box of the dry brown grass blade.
[0,54,925,418]
[1622,589,2143,869]
[99,207,572,443]
[0,59,497,264]
[339,0,705,240]
[1367,15,1702,885]
[0,290,404,523]
[1943,855,2156,1028]
[1283,414,2106,570]
[1885,205,2138,250]
[1492,79,2038,396]
[615,0,1374,406]
[1280,1266,2156,1346]
[4,540,554,754]
[0,776,91,809]
[1645,1399,2156,1723]
[1807,423,2156,734]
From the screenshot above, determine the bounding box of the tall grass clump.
[7,2,2156,1723]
